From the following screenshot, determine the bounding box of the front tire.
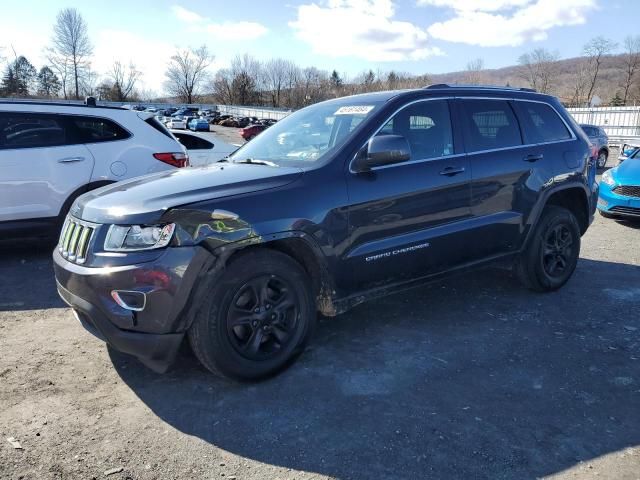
[188,250,315,380]
[516,206,581,292]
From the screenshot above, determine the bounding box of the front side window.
[515,102,571,144]
[230,98,385,167]
[0,113,67,149]
[460,100,522,153]
[377,100,453,160]
[71,116,130,143]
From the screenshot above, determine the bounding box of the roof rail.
[0,98,126,110]
[423,83,537,93]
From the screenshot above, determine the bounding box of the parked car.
[188,118,210,132]
[0,99,188,238]
[53,85,596,380]
[580,124,609,168]
[219,117,239,128]
[236,117,252,128]
[215,115,232,125]
[618,142,640,164]
[240,123,266,141]
[166,117,186,130]
[173,131,237,166]
[598,154,640,219]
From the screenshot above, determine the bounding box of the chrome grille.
[613,185,640,198]
[58,217,96,264]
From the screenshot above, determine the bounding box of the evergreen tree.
[37,66,61,97]
[1,56,36,96]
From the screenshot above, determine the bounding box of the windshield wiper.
[233,158,278,167]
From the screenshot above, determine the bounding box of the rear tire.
[188,249,315,380]
[597,150,608,169]
[516,206,581,292]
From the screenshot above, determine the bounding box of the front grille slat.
[610,206,640,216]
[613,185,640,198]
[58,217,96,264]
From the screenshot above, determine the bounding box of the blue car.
[188,118,210,132]
[598,157,640,219]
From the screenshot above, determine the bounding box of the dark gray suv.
[580,123,609,169]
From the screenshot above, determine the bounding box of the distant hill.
[428,53,637,106]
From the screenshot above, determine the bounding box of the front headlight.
[104,224,175,252]
[601,169,616,187]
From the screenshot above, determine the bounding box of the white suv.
[0,100,188,237]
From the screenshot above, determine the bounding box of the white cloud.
[172,5,268,41]
[289,0,444,62]
[423,0,597,47]
[171,5,207,23]
[206,21,269,40]
[418,0,533,12]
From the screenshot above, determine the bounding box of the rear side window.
[581,126,596,136]
[515,102,572,144]
[71,116,130,143]
[378,100,453,160]
[459,100,522,153]
[145,116,174,139]
[0,113,68,149]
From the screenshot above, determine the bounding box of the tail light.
[153,152,189,168]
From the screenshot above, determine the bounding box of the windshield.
[229,98,385,167]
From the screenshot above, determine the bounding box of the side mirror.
[352,134,411,172]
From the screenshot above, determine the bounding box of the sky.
[0,0,638,94]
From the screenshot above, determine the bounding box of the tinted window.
[460,100,522,152]
[378,100,453,160]
[71,116,130,143]
[174,132,213,150]
[0,113,67,149]
[516,102,572,143]
[581,126,596,136]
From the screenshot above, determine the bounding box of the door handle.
[523,154,543,162]
[439,166,466,176]
[58,156,85,163]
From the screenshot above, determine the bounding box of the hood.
[73,163,303,224]
[612,158,640,185]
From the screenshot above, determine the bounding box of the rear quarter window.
[515,102,572,144]
[70,116,130,143]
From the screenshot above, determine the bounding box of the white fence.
[216,104,292,120]
[567,106,640,145]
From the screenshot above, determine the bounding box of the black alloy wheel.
[542,224,574,278]
[226,274,299,361]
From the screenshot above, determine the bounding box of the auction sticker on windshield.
[334,106,375,115]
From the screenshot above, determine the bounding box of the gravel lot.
[1,176,639,479]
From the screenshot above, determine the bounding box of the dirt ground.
[1,179,639,479]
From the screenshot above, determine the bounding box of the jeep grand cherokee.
[53,85,598,380]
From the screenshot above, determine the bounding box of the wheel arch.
[57,180,116,219]
[527,184,591,242]
[215,232,339,317]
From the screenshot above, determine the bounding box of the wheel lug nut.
[254,308,260,313]
[252,321,258,327]
[266,304,271,309]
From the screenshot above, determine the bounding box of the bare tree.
[164,45,212,104]
[583,36,617,105]
[229,54,262,105]
[621,35,640,105]
[264,58,293,107]
[567,60,592,107]
[49,8,93,99]
[108,61,141,101]
[518,48,559,93]
[465,58,485,84]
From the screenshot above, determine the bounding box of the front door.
[344,99,472,291]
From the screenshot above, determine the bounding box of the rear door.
[457,98,553,259]
[345,99,472,291]
[0,112,94,223]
